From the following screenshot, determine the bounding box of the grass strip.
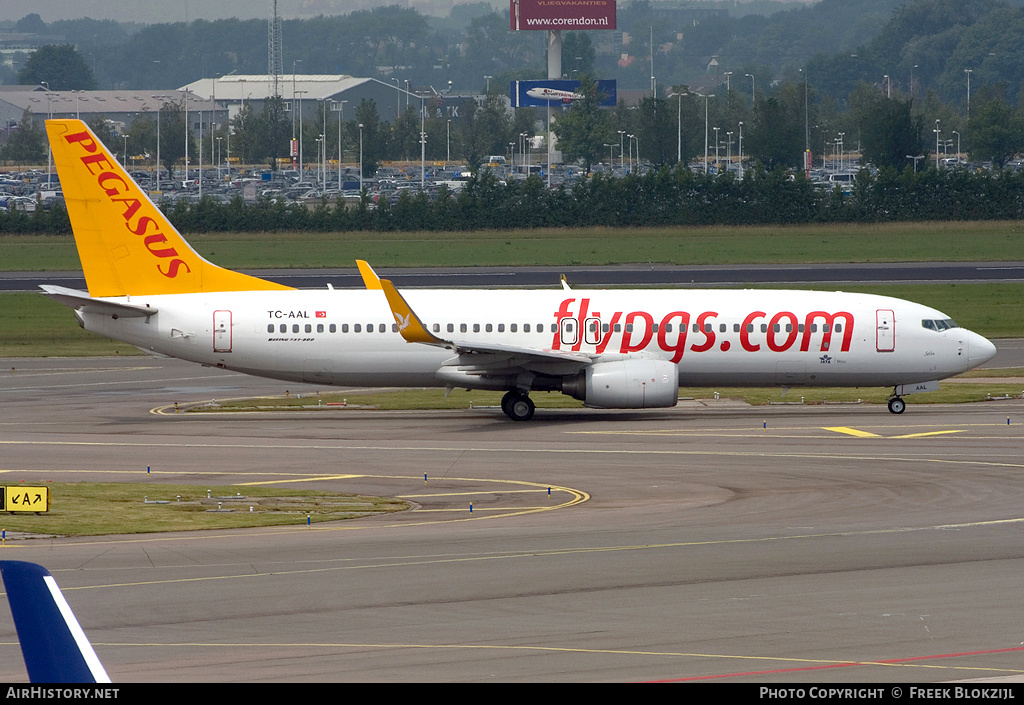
[0,482,408,537]
[199,381,1024,414]
[2,221,1023,270]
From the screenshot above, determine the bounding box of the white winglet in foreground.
[42,119,997,420]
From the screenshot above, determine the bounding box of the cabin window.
[341,324,348,333]
[447,323,454,333]
[510,323,517,332]
[329,324,336,333]
[524,324,531,333]
[305,324,312,333]
[279,324,287,333]
[354,324,361,333]
[267,324,274,333]
[473,323,480,333]
[498,323,505,332]
[391,324,398,333]
[316,324,324,333]
[760,324,768,333]
[720,323,727,333]
[379,324,386,333]
[292,324,299,333]
[486,323,492,332]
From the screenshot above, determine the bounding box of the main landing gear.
[501,390,535,421]
[887,394,906,414]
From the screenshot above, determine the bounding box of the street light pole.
[934,119,941,170]
[965,69,973,118]
[41,82,52,186]
[713,126,720,173]
[332,100,347,187]
[669,92,687,164]
[738,121,744,179]
[745,73,755,105]
[698,92,714,174]
[358,123,364,193]
[183,91,189,185]
[151,94,169,192]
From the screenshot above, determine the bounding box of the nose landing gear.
[887,395,906,414]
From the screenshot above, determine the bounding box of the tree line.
[6,165,1024,235]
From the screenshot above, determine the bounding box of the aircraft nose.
[968,331,997,367]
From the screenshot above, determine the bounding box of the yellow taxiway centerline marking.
[823,427,967,439]
[823,426,881,438]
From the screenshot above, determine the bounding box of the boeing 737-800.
[41,119,996,420]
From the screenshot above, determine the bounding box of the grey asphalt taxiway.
[0,357,1022,682]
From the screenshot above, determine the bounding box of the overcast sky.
[1,0,814,25]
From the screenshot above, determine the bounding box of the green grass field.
[2,220,1023,270]
[196,378,1024,414]
[0,482,408,537]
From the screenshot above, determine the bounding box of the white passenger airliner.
[42,119,997,420]
[525,87,584,103]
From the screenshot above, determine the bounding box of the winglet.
[0,561,111,683]
[356,260,383,290]
[379,279,447,346]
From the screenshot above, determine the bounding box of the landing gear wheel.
[888,396,906,414]
[501,391,535,421]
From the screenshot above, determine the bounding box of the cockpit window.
[922,318,959,331]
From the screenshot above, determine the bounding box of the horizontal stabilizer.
[0,561,110,683]
[40,285,158,318]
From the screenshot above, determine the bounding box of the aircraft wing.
[379,278,593,376]
[0,561,111,683]
[40,285,158,318]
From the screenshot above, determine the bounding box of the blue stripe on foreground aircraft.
[41,119,996,420]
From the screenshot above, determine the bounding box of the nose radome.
[968,331,997,366]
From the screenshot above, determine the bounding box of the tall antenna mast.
[268,0,283,97]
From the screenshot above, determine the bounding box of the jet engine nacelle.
[564,358,679,408]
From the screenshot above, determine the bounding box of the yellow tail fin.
[46,119,292,297]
